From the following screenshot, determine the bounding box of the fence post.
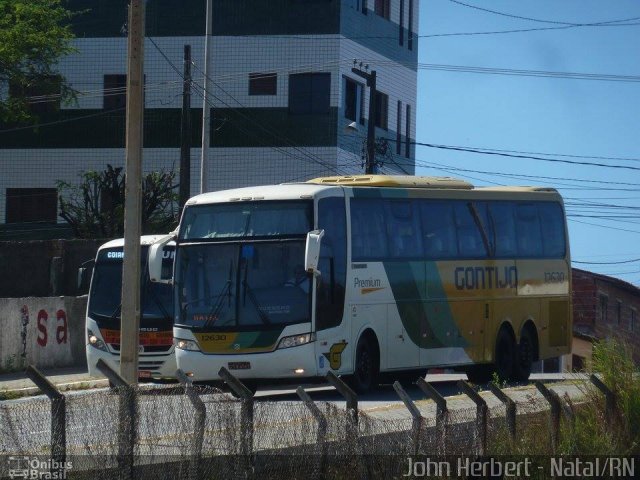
[176,369,205,480]
[535,381,561,454]
[457,380,487,456]
[416,377,448,454]
[96,359,136,480]
[25,366,66,477]
[326,371,358,444]
[590,374,616,422]
[488,383,516,441]
[297,386,328,479]
[393,381,423,455]
[218,367,254,478]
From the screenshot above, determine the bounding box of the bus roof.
[184,176,561,206]
[306,175,474,189]
[98,235,174,250]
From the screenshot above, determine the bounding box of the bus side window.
[516,203,543,257]
[420,201,457,259]
[351,198,388,260]
[489,202,517,258]
[538,202,566,258]
[385,200,423,259]
[454,202,487,258]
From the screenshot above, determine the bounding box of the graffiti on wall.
[35,308,68,347]
[20,305,29,358]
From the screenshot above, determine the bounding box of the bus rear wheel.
[348,335,379,394]
[494,327,516,382]
[513,328,535,382]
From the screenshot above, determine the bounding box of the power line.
[573,258,640,265]
[413,142,640,171]
[447,0,640,27]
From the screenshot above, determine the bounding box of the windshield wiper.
[243,281,271,325]
[203,280,232,328]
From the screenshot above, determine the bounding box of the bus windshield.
[175,241,310,329]
[88,246,173,320]
[179,201,312,240]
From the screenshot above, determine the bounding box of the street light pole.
[200,0,212,193]
[352,66,377,174]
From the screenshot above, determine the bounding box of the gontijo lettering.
[455,266,518,290]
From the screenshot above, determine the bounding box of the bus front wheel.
[348,335,379,394]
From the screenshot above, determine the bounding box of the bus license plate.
[228,362,251,370]
[139,370,152,378]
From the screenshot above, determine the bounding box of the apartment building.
[0,0,418,237]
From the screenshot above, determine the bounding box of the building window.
[6,188,58,224]
[408,0,414,50]
[9,76,61,114]
[599,294,608,323]
[361,0,367,14]
[289,72,330,114]
[344,77,364,124]
[103,74,127,110]
[399,0,405,45]
[405,104,411,158]
[249,73,277,95]
[617,300,622,325]
[631,309,637,332]
[375,0,390,19]
[374,91,388,130]
[396,101,402,154]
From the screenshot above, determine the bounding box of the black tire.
[494,327,516,382]
[348,335,379,394]
[513,328,535,382]
[466,364,493,384]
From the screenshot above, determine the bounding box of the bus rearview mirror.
[305,229,324,276]
[149,233,176,283]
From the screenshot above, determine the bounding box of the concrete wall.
[0,296,87,372]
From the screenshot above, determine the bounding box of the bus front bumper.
[175,342,318,383]
[86,345,178,380]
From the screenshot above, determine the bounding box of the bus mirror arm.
[304,229,325,277]
[148,232,176,283]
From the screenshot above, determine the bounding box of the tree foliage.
[57,165,180,238]
[0,0,76,122]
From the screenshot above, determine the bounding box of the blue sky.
[415,0,640,286]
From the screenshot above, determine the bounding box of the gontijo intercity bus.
[147,175,571,391]
[86,235,177,380]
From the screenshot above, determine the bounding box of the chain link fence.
[0,369,602,479]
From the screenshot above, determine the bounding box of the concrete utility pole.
[120,0,145,385]
[179,44,192,210]
[200,0,212,194]
[351,66,377,174]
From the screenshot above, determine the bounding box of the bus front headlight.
[277,333,315,349]
[87,329,108,352]
[175,338,201,352]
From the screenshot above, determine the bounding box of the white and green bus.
[148,175,571,391]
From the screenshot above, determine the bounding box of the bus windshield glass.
[179,201,313,240]
[88,246,174,320]
[175,242,310,328]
